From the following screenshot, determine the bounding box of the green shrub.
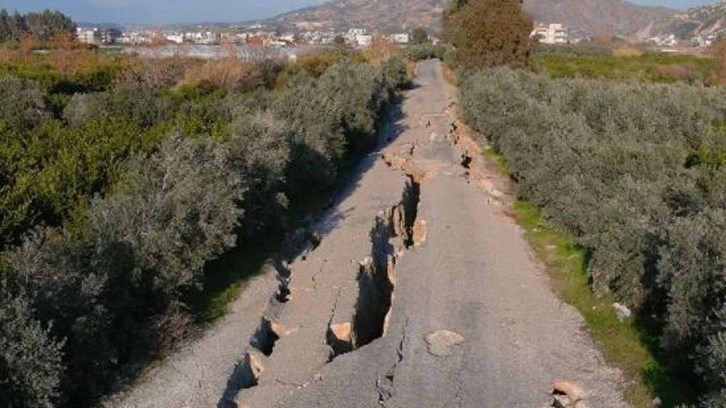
[0,75,47,128]
[0,288,64,408]
[0,54,407,407]
[405,44,449,61]
[89,135,245,294]
[459,67,726,404]
[274,61,398,193]
[381,56,409,91]
[534,43,613,58]
[443,0,533,69]
[226,111,291,236]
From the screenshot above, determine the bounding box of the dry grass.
[180,58,264,92]
[363,36,400,65]
[652,64,697,82]
[122,57,192,89]
[612,44,644,57]
[295,52,339,77]
[707,38,726,84]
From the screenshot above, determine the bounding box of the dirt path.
[107,60,630,408]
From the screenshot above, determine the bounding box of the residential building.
[647,34,678,48]
[99,28,120,44]
[531,23,568,44]
[76,27,97,44]
[164,33,184,44]
[389,33,410,44]
[345,28,373,47]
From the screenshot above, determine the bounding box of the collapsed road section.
[269,60,631,408]
[233,173,424,407]
[107,59,631,408]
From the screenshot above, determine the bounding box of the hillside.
[669,1,726,39]
[525,0,675,39]
[270,0,678,37]
[271,0,448,33]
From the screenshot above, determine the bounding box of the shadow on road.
[315,97,410,237]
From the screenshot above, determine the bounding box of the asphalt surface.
[268,60,629,408]
[107,60,630,408]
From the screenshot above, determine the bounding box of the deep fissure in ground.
[351,180,421,351]
[250,317,280,356]
[217,352,263,407]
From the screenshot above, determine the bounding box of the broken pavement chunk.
[424,330,465,357]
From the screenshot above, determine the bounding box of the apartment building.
[531,23,568,44]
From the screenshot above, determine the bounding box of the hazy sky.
[0,0,719,24]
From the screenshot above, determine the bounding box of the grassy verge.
[188,185,338,324]
[483,152,697,407]
[187,232,283,323]
[482,146,509,177]
[536,52,716,84]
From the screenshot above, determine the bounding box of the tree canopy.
[0,48,409,407]
[443,0,533,69]
[0,9,76,43]
[460,66,726,407]
[410,27,429,45]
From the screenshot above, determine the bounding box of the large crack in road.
[234,175,423,407]
[269,60,632,408]
[106,60,631,408]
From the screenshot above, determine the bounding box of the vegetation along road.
[6,2,726,408]
[107,59,629,408]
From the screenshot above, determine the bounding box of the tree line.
[0,48,408,407]
[460,67,726,407]
[441,1,726,405]
[0,9,76,43]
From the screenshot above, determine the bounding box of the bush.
[443,0,533,69]
[62,92,107,126]
[88,135,245,294]
[659,210,726,388]
[405,44,449,61]
[226,111,291,236]
[180,59,265,92]
[0,288,64,408]
[9,229,113,403]
[381,56,409,92]
[5,135,246,404]
[459,67,726,403]
[0,75,47,128]
[0,54,407,407]
[274,61,398,193]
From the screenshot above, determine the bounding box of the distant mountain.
[269,0,679,38]
[270,0,448,33]
[524,0,676,39]
[668,1,726,40]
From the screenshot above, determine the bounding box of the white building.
[647,34,678,48]
[183,31,219,44]
[278,33,296,44]
[164,33,184,44]
[345,28,373,47]
[76,27,97,44]
[531,23,568,44]
[389,33,410,44]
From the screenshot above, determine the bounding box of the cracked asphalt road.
[272,60,630,408]
[107,60,630,408]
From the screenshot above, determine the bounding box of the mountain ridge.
[669,1,726,40]
[268,0,681,37]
